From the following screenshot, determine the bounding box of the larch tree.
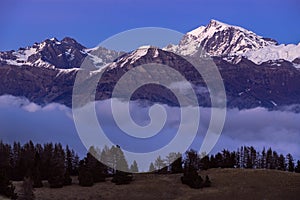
[130,160,139,173]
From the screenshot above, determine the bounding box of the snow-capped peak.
[110,46,150,68]
[137,45,152,49]
[165,19,277,57]
[204,19,252,34]
[0,37,87,69]
[106,46,162,69]
[187,26,205,37]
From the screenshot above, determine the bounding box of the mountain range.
[1,19,300,109]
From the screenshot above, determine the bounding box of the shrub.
[78,170,94,187]
[0,171,18,199]
[111,170,133,185]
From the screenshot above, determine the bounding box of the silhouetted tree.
[41,143,53,180]
[63,145,72,186]
[256,151,261,169]
[72,153,80,176]
[266,147,273,169]
[22,141,35,177]
[209,155,217,168]
[239,146,244,168]
[0,141,17,199]
[32,152,43,188]
[65,145,73,176]
[181,150,203,189]
[249,146,257,168]
[286,154,295,172]
[171,157,183,173]
[215,152,223,168]
[236,148,241,168]
[271,150,279,169]
[86,147,106,182]
[48,144,65,188]
[11,142,22,181]
[295,160,300,173]
[261,147,266,169]
[200,155,210,170]
[278,154,286,171]
[78,159,94,187]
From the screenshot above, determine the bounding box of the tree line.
[201,146,300,172]
[150,146,300,173]
[1,140,300,198]
[150,147,300,189]
[0,141,135,199]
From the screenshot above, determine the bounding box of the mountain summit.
[165,19,277,57]
[166,20,300,66]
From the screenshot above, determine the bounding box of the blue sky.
[0,0,299,50]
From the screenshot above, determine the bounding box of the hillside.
[6,169,300,200]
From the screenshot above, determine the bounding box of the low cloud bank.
[0,95,299,170]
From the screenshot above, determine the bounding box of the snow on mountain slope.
[0,38,123,71]
[83,46,124,69]
[107,45,155,69]
[165,19,277,57]
[0,43,52,68]
[244,43,300,65]
[0,37,86,69]
[165,19,300,68]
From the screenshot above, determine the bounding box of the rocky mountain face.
[0,37,122,106]
[0,20,300,109]
[0,37,86,69]
[0,37,122,69]
[93,46,300,109]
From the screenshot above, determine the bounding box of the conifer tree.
[72,153,80,176]
[32,152,43,188]
[48,144,65,188]
[41,143,53,180]
[12,142,22,181]
[181,150,203,189]
[78,160,94,187]
[130,160,139,173]
[149,162,155,172]
[171,156,183,173]
[86,147,106,182]
[261,147,266,169]
[295,160,300,173]
[278,154,286,171]
[154,155,166,170]
[0,141,17,199]
[64,145,73,185]
[286,153,295,172]
[111,146,132,185]
[65,145,73,176]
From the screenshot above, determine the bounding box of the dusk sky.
[0,0,300,51]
